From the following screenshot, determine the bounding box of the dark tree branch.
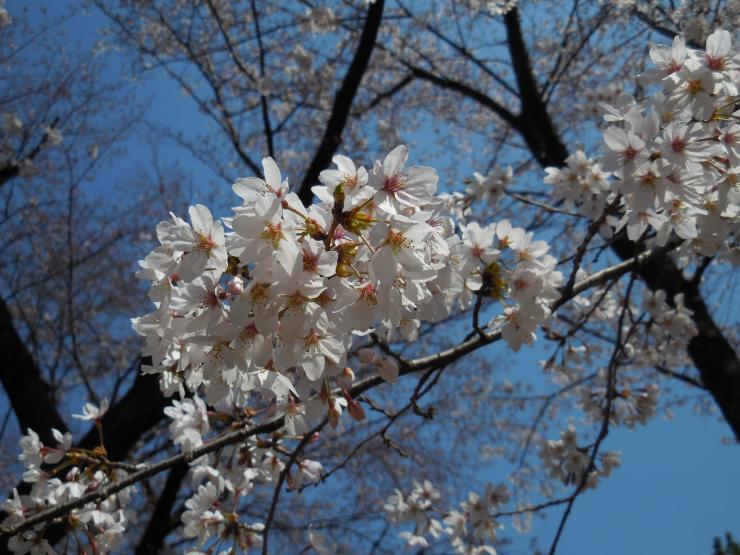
[77,357,168,460]
[298,0,385,204]
[632,9,703,49]
[396,0,518,96]
[503,7,569,167]
[0,118,59,189]
[499,6,740,440]
[356,74,414,114]
[0,296,68,445]
[408,63,519,129]
[654,365,704,389]
[135,463,189,555]
[250,0,275,158]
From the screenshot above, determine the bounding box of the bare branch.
[298,0,384,204]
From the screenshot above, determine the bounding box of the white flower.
[233,156,289,203]
[317,154,371,211]
[72,398,109,421]
[232,194,300,276]
[166,205,228,283]
[45,126,62,146]
[370,145,438,213]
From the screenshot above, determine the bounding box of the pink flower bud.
[347,400,365,421]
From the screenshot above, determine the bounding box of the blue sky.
[6,2,740,554]
[530,409,740,554]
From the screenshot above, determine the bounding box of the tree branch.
[407,63,519,129]
[497,6,740,439]
[0,296,67,446]
[0,118,60,189]
[503,7,569,167]
[0,247,667,540]
[298,0,385,204]
[135,463,189,555]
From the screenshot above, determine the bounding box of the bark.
[298,0,385,205]
[135,464,189,555]
[0,297,68,446]
[77,358,169,460]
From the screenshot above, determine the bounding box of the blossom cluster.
[164,397,325,551]
[1,401,134,554]
[538,426,621,489]
[132,145,563,419]
[599,30,739,257]
[562,286,694,428]
[383,479,509,553]
[125,145,566,551]
[465,165,513,207]
[544,150,611,219]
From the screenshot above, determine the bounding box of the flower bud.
[342,390,365,421]
[337,366,355,389]
[345,210,373,234]
[377,356,399,383]
[335,262,353,277]
[348,400,365,421]
[357,348,378,364]
[328,397,341,428]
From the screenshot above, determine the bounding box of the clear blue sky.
[7,2,740,554]
[527,409,740,554]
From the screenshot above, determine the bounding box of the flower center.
[623,145,638,160]
[388,229,410,252]
[196,232,215,253]
[240,323,258,340]
[706,55,725,71]
[250,283,270,306]
[384,173,406,193]
[686,79,704,94]
[303,251,318,273]
[359,282,377,306]
[260,223,283,248]
[665,60,682,74]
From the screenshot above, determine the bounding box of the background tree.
[0,0,185,522]
[0,1,737,554]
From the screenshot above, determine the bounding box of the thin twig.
[261,419,327,555]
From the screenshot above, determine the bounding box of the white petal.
[189,204,213,233]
